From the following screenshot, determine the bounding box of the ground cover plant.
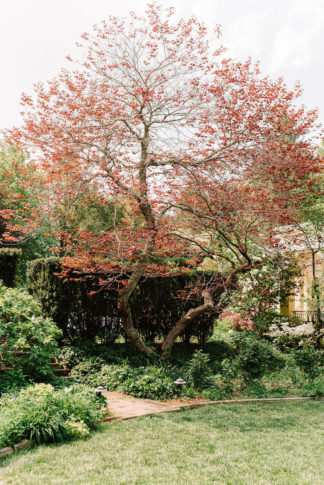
[1,401,323,485]
[0,383,105,448]
[59,333,324,401]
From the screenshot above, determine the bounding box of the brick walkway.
[102,391,181,420]
[101,392,320,421]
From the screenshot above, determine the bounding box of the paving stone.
[102,391,181,419]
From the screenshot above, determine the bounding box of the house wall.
[285,250,324,316]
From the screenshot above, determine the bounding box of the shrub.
[185,350,214,390]
[201,386,228,401]
[62,341,235,400]
[300,375,324,398]
[292,346,324,379]
[65,418,90,439]
[245,380,268,398]
[73,361,177,400]
[0,283,61,392]
[0,248,22,287]
[229,333,285,383]
[27,258,121,341]
[269,319,315,350]
[27,257,217,342]
[0,369,27,395]
[121,367,177,400]
[266,385,290,397]
[58,345,89,368]
[0,383,104,448]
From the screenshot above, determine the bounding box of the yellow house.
[280,245,323,323]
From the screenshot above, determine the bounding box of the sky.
[0,0,323,131]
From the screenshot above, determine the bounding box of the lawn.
[1,402,323,485]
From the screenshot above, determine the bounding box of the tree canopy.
[5,4,322,353]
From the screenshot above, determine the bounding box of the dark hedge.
[27,258,220,343]
[0,248,22,287]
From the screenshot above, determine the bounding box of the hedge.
[0,248,22,287]
[27,258,220,343]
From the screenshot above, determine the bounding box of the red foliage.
[3,4,323,351]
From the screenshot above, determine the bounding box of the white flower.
[269,322,314,337]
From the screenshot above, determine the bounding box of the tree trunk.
[116,126,158,355]
[117,269,156,355]
[161,290,214,355]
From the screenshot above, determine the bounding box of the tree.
[6,4,322,354]
[0,141,123,281]
[0,142,40,245]
[281,166,324,345]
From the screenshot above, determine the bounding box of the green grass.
[1,402,323,484]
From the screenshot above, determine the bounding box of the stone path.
[102,391,181,420]
[101,392,321,421]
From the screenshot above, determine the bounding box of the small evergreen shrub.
[27,257,218,342]
[0,248,21,287]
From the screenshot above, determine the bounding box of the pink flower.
[220,310,254,331]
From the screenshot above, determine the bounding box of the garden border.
[0,440,33,459]
[175,395,324,410]
[1,396,323,458]
[103,395,324,421]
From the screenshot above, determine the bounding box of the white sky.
[0,0,323,131]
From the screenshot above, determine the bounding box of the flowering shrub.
[270,322,315,337]
[269,321,315,349]
[220,255,299,335]
[219,310,254,331]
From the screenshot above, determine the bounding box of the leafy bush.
[27,257,217,342]
[292,346,324,379]
[185,350,214,390]
[266,385,290,397]
[0,283,61,392]
[58,345,89,368]
[70,345,232,400]
[0,248,22,287]
[228,333,285,383]
[73,361,177,400]
[72,357,107,380]
[300,375,324,398]
[201,386,228,401]
[0,383,104,448]
[61,341,237,401]
[244,380,268,398]
[0,369,28,394]
[269,319,315,350]
[222,257,299,336]
[121,367,176,400]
